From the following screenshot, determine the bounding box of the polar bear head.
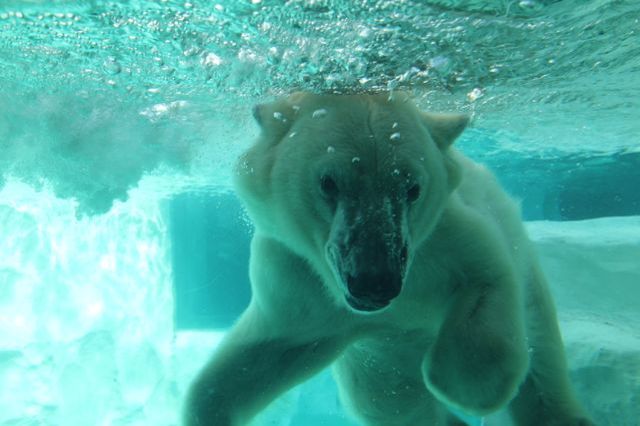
[235,92,468,312]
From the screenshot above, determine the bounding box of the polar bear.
[183,92,593,426]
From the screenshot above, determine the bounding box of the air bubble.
[202,52,222,67]
[467,88,483,102]
[312,108,327,119]
[392,122,398,129]
[392,169,400,176]
[359,28,371,38]
[390,132,401,141]
[103,57,121,75]
[289,132,297,138]
[327,146,335,154]
[273,111,285,121]
[183,46,200,57]
[429,55,449,70]
[519,0,543,11]
[352,157,360,164]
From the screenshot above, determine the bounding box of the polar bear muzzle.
[326,200,409,313]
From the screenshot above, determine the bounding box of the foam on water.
[1,0,638,214]
[1,0,637,215]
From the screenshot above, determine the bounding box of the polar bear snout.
[326,236,408,313]
[346,270,402,312]
[325,200,410,313]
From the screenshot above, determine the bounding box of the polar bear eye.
[407,184,421,203]
[320,174,339,199]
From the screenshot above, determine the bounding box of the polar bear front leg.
[183,306,348,426]
[422,227,529,416]
[423,276,528,416]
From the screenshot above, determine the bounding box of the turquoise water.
[0,1,639,425]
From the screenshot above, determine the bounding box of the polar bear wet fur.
[184,92,593,426]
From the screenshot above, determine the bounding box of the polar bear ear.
[252,98,297,142]
[421,112,470,150]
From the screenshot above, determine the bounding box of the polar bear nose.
[346,272,402,311]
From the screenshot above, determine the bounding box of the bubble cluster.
[0,0,637,211]
[312,108,327,119]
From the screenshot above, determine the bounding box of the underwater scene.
[0,0,638,425]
